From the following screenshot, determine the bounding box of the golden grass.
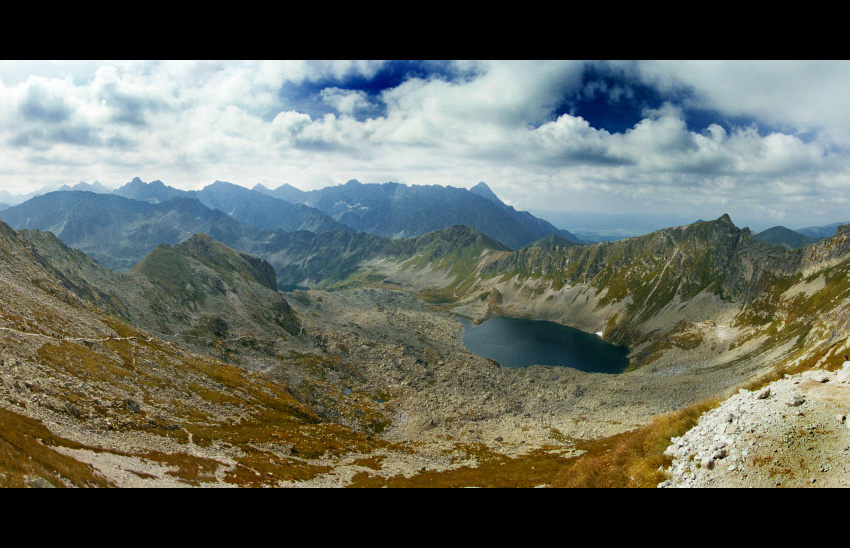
[347,444,575,488]
[549,399,720,488]
[0,406,113,488]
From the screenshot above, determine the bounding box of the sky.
[0,60,848,231]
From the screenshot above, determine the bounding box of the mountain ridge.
[262,179,581,249]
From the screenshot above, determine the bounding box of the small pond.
[457,316,630,374]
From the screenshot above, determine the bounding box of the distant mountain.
[0,191,271,272]
[190,181,353,234]
[0,189,41,206]
[263,179,580,249]
[258,224,511,290]
[521,234,581,249]
[114,178,351,234]
[797,221,850,240]
[468,181,503,204]
[0,189,519,293]
[0,203,8,211]
[58,180,112,194]
[753,226,820,249]
[114,177,187,203]
[253,182,307,203]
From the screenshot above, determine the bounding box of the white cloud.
[320,87,373,115]
[0,60,849,230]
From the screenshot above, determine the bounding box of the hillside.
[15,228,300,363]
[260,224,510,292]
[0,219,390,487]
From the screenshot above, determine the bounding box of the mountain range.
[114,177,581,248]
[253,178,580,248]
[0,179,583,280]
[3,175,850,488]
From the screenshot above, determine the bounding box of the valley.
[1,180,850,488]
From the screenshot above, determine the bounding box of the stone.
[65,402,82,418]
[124,398,140,413]
[25,476,55,488]
[757,388,771,400]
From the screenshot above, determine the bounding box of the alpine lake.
[457,316,630,374]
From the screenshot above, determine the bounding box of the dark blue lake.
[458,316,630,373]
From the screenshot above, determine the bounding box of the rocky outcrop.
[661,366,850,488]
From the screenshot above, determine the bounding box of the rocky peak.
[173,234,279,291]
[469,182,503,205]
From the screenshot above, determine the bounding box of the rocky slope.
[661,365,850,488]
[16,228,301,359]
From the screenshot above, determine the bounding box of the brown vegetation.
[0,407,112,488]
[550,399,720,488]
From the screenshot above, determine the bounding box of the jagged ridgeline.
[115,178,352,234]
[253,179,582,248]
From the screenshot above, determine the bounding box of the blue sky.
[0,60,848,231]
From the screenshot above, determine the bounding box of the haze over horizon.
[1,60,849,232]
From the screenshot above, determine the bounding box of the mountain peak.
[469,181,503,205]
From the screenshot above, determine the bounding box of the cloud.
[320,87,374,115]
[0,60,849,229]
[20,80,74,123]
